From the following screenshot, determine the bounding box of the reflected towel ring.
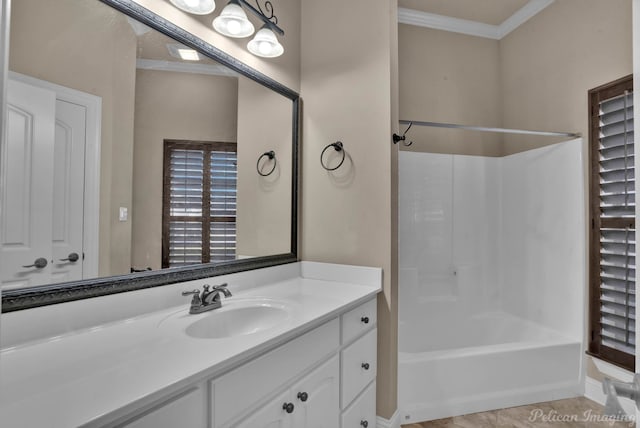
[256,150,277,176]
[320,141,346,171]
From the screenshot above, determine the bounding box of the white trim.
[136,58,239,77]
[398,0,555,40]
[592,357,635,383]
[498,0,555,38]
[585,376,636,415]
[377,410,401,428]
[398,8,500,39]
[8,71,101,279]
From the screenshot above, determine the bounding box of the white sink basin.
[184,301,292,339]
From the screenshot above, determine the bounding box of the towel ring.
[256,151,277,176]
[320,141,346,171]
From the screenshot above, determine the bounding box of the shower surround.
[398,139,585,423]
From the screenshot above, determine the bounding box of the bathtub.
[398,311,583,424]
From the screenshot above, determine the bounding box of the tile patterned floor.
[401,397,636,427]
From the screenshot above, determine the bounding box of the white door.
[51,99,86,283]
[1,78,88,289]
[0,79,56,289]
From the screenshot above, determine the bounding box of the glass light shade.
[247,26,284,58]
[213,0,255,38]
[169,0,216,15]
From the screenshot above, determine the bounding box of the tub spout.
[602,375,640,419]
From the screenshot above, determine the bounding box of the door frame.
[8,71,102,279]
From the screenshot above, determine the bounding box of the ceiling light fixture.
[168,0,285,59]
[213,0,255,38]
[167,43,202,61]
[169,0,216,15]
[247,25,283,58]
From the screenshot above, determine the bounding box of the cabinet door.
[119,387,205,428]
[292,356,340,428]
[234,390,293,428]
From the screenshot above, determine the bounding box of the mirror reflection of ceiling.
[132,19,219,66]
[398,0,531,25]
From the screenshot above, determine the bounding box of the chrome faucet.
[182,283,232,314]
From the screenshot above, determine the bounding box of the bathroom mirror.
[0,0,299,311]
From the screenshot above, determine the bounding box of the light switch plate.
[119,207,128,222]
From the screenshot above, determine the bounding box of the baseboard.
[377,410,401,428]
[584,376,635,415]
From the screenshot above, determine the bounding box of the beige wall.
[300,0,397,418]
[9,0,137,276]
[398,24,503,156]
[131,0,301,92]
[499,0,633,383]
[236,77,292,257]
[131,69,238,269]
[500,0,632,154]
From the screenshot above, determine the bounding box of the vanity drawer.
[341,381,376,428]
[341,298,376,345]
[341,328,377,409]
[212,318,339,427]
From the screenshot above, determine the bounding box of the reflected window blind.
[589,75,635,371]
[162,141,237,268]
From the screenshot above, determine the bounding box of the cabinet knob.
[361,316,369,324]
[361,420,369,427]
[282,402,295,414]
[361,362,370,370]
[297,391,309,402]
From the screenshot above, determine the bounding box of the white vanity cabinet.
[101,298,376,428]
[235,356,340,428]
[0,262,382,428]
[211,298,377,428]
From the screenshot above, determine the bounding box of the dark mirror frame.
[0,0,299,312]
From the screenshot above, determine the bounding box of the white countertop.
[0,262,381,428]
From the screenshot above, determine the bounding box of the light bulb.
[169,0,215,15]
[258,41,272,55]
[226,19,241,35]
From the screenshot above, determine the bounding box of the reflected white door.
[1,79,56,289]
[1,80,87,289]
[51,99,86,283]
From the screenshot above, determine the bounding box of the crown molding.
[398,8,500,39]
[398,0,555,40]
[498,0,555,38]
[136,58,239,77]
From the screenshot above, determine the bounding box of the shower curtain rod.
[399,120,581,138]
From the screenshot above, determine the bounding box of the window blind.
[589,75,635,370]
[163,141,237,268]
[210,150,237,262]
